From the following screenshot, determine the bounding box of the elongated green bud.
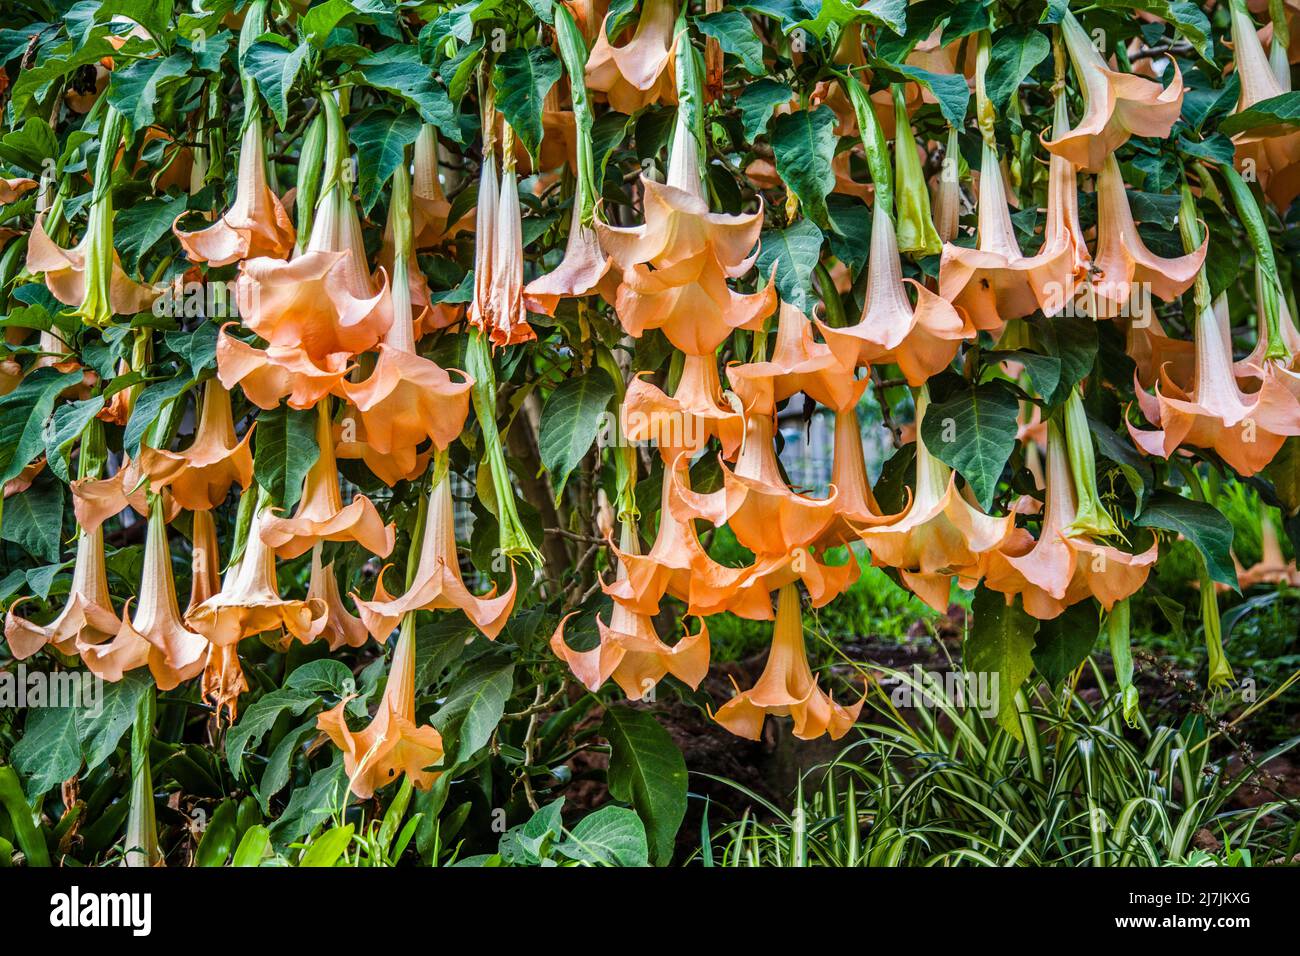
[893,84,942,256]
[554,1,597,225]
[843,74,892,216]
[1106,599,1139,727]
[295,111,327,252]
[1061,389,1124,541]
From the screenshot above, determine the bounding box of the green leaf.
[1,472,63,562]
[299,824,355,867]
[242,38,311,129]
[432,656,515,765]
[0,117,61,175]
[493,46,563,162]
[359,48,463,143]
[897,65,970,127]
[985,27,1049,111]
[12,706,81,797]
[1219,91,1300,138]
[755,219,823,312]
[79,672,152,774]
[1094,0,1212,60]
[269,758,350,844]
[1036,313,1098,403]
[0,367,84,483]
[106,52,192,129]
[695,10,764,75]
[253,403,319,512]
[124,374,195,457]
[97,0,175,47]
[920,383,1020,510]
[231,825,272,866]
[557,805,649,867]
[602,705,687,867]
[226,688,317,779]
[1136,492,1238,591]
[44,395,105,482]
[1031,601,1099,686]
[539,366,616,499]
[966,588,1037,739]
[350,109,422,213]
[1263,436,1300,515]
[771,106,837,227]
[163,321,218,375]
[114,193,186,274]
[737,79,792,142]
[988,350,1060,403]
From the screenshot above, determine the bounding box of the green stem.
[123,687,160,867]
[1219,164,1288,361]
[1106,599,1139,726]
[554,2,597,225]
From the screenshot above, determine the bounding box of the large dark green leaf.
[350,109,422,212]
[920,383,1020,510]
[1136,492,1238,590]
[695,10,764,75]
[252,403,319,512]
[771,106,837,227]
[115,193,186,274]
[737,78,792,142]
[242,37,310,129]
[755,219,822,312]
[967,588,1038,739]
[1,471,63,562]
[432,655,515,765]
[359,47,463,143]
[106,51,192,129]
[985,26,1049,110]
[1031,601,1099,687]
[539,366,616,499]
[602,705,686,866]
[493,47,563,162]
[0,367,84,483]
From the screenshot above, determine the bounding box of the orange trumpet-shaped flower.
[552,529,710,700]
[854,389,1019,612]
[80,506,208,689]
[411,124,468,249]
[308,545,370,650]
[731,301,872,413]
[27,214,158,316]
[1238,506,1300,587]
[333,407,431,486]
[596,107,776,356]
[603,459,753,617]
[621,353,744,461]
[713,583,864,741]
[469,155,536,347]
[139,378,254,511]
[5,524,120,660]
[338,170,472,459]
[0,177,36,204]
[818,202,971,386]
[1128,296,1300,476]
[216,326,353,411]
[523,200,616,315]
[668,401,839,558]
[353,464,516,642]
[1125,301,1197,390]
[259,403,396,559]
[71,455,178,533]
[187,503,328,647]
[318,615,444,800]
[817,404,901,548]
[1042,10,1184,172]
[984,424,1157,619]
[1090,156,1205,320]
[186,510,247,722]
[938,142,1074,334]
[1229,0,1300,211]
[235,182,392,361]
[586,0,678,114]
[174,115,295,266]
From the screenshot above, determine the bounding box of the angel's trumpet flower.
[0,177,36,204]
[817,403,901,547]
[317,614,444,800]
[80,504,207,689]
[308,544,370,650]
[1239,505,1300,587]
[932,128,963,243]
[668,385,839,558]
[1039,91,1091,306]
[468,127,536,347]
[174,115,294,266]
[1091,157,1205,319]
[411,124,468,249]
[597,106,776,356]
[5,524,120,660]
[985,422,1157,620]
[333,407,431,486]
[259,401,396,559]
[71,455,179,534]
[938,144,1073,335]
[1125,300,1196,390]
[1229,0,1300,210]
[586,0,678,114]
[854,388,1019,612]
[1042,10,1184,172]
[354,461,516,642]
[604,459,753,616]
[188,499,328,647]
[1240,270,1300,385]
[818,201,971,386]
[139,378,254,510]
[216,326,352,411]
[621,353,745,461]
[523,199,616,315]
[339,164,473,458]
[185,510,246,722]
[730,302,871,413]
[1129,295,1300,475]
[552,525,709,700]
[713,583,864,741]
